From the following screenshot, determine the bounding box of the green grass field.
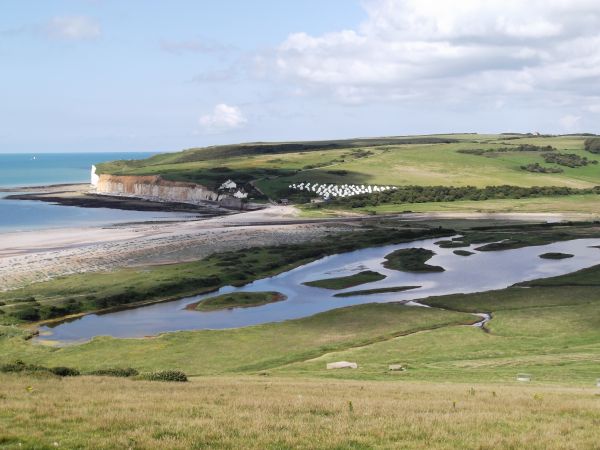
[95,134,600,215]
[3,221,600,447]
[2,375,599,449]
[2,261,600,448]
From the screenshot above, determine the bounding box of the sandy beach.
[0,205,358,290]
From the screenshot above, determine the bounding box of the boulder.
[326,361,358,370]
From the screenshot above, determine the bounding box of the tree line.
[329,185,600,208]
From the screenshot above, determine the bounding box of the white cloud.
[559,114,582,131]
[198,104,247,132]
[160,38,228,54]
[272,0,600,110]
[46,16,101,40]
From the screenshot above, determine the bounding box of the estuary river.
[37,236,600,344]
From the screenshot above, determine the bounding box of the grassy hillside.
[2,375,599,449]
[96,134,600,213]
[3,250,600,384]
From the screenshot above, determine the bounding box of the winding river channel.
[37,237,600,344]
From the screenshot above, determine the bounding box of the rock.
[388,364,405,371]
[326,361,358,370]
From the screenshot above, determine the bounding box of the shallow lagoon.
[38,237,600,343]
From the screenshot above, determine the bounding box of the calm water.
[0,152,199,232]
[0,152,154,187]
[38,237,600,343]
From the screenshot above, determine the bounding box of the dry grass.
[1,374,599,449]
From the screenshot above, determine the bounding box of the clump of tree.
[584,138,600,154]
[328,185,600,208]
[458,144,557,156]
[542,153,597,168]
[520,163,564,173]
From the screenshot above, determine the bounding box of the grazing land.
[193,291,286,311]
[95,134,600,216]
[1,374,599,450]
[303,270,386,290]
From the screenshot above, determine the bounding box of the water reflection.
[37,237,600,343]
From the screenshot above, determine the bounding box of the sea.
[0,152,196,232]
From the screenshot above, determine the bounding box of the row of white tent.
[288,182,395,199]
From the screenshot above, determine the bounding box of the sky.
[1,0,600,153]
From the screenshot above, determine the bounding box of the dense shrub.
[584,138,600,154]
[542,153,597,168]
[50,367,80,377]
[521,163,563,173]
[89,367,139,377]
[12,306,40,321]
[458,145,556,156]
[329,185,599,208]
[1,361,79,377]
[139,370,188,382]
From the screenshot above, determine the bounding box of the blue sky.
[2,0,600,152]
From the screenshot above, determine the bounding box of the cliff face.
[93,173,241,207]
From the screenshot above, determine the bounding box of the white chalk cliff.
[91,167,244,209]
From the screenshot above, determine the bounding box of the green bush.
[139,370,188,382]
[584,138,600,154]
[1,361,79,377]
[50,367,80,377]
[89,367,139,377]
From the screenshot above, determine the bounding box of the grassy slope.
[275,267,600,384]
[95,135,600,213]
[1,375,599,449]
[0,304,474,375]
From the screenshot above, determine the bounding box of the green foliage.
[458,144,556,155]
[0,360,79,377]
[520,163,563,173]
[49,366,80,377]
[584,137,600,154]
[139,370,188,382]
[88,367,139,377]
[542,152,597,168]
[328,185,598,209]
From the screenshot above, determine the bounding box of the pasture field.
[1,375,599,449]
[96,134,600,214]
[2,221,600,448]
